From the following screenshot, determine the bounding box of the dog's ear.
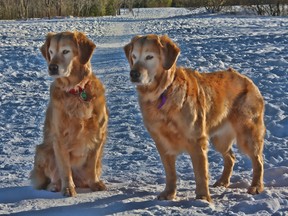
[124,35,141,65]
[123,43,132,63]
[160,35,180,70]
[75,32,96,65]
[40,32,55,61]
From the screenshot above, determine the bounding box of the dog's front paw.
[247,185,264,195]
[213,179,229,188]
[157,190,176,200]
[62,187,77,197]
[196,194,212,203]
[90,180,107,191]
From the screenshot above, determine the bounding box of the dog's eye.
[146,55,154,60]
[49,50,53,55]
[132,54,136,59]
[63,50,70,55]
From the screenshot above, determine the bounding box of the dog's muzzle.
[130,69,141,83]
[49,64,59,76]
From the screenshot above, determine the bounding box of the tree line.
[0,0,287,20]
[180,0,288,15]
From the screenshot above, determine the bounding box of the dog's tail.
[30,144,50,190]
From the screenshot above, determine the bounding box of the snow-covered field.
[0,7,288,215]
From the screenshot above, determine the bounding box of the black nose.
[49,64,59,75]
[130,69,140,82]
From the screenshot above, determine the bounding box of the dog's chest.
[64,98,94,119]
[62,119,99,159]
[141,104,196,154]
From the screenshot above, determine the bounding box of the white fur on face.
[131,48,160,86]
[48,39,75,78]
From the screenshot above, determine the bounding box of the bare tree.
[0,0,13,19]
[115,0,124,15]
[121,0,134,14]
[44,0,52,18]
[250,0,287,16]
[128,0,134,15]
[72,0,91,16]
[55,0,62,16]
[205,0,226,13]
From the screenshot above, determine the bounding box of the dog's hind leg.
[30,167,50,190]
[213,148,235,188]
[30,144,51,190]
[211,125,236,188]
[236,119,265,195]
[247,153,264,194]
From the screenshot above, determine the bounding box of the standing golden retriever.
[30,32,108,197]
[124,34,265,202]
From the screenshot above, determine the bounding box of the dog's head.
[40,31,96,78]
[124,34,180,86]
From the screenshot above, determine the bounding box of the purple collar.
[157,91,167,109]
[157,76,176,110]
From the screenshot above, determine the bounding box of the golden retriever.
[30,31,108,197]
[124,34,265,202]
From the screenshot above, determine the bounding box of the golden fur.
[124,34,265,202]
[30,32,108,197]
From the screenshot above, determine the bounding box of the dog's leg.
[189,137,211,202]
[45,166,61,192]
[248,153,264,194]
[94,143,107,190]
[213,149,235,188]
[236,120,265,195]
[211,132,235,188]
[30,166,50,190]
[30,144,51,190]
[249,125,265,194]
[86,145,107,192]
[156,143,177,200]
[158,154,177,200]
[53,140,76,197]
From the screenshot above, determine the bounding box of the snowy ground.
[0,7,288,215]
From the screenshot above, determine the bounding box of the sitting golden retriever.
[124,34,265,202]
[30,31,108,197]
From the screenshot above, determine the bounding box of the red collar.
[67,82,91,102]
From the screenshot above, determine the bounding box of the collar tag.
[68,84,90,102]
[80,91,88,101]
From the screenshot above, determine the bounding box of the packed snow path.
[0,8,288,215]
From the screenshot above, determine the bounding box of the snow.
[0,7,288,215]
